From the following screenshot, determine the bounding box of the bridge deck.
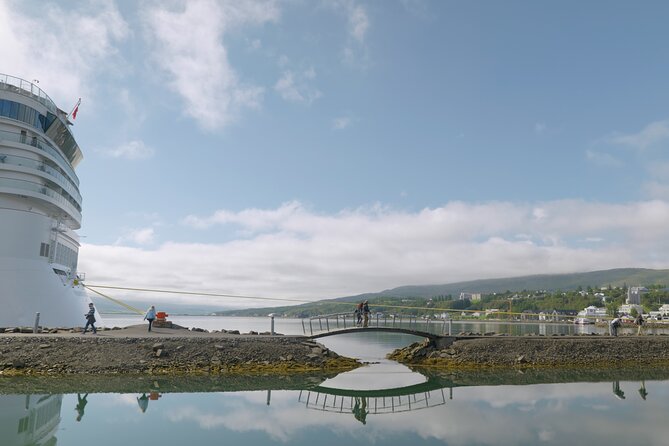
[309,326,440,339]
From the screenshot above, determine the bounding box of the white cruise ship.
[0,74,92,328]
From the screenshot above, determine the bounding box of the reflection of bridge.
[298,385,452,417]
[303,312,454,338]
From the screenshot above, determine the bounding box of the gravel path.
[0,325,359,375]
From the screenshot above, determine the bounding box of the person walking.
[635,313,645,336]
[82,303,97,334]
[362,300,370,328]
[609,316,621,337]
[144,305,156,332]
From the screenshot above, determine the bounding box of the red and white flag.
[70,98,81,120]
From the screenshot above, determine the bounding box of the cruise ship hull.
[0,74,93,328]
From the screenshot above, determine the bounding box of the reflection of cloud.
[152,382,669,446]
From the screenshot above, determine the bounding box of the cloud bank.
[79,199,669,308]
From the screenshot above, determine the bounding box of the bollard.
[448,319,452,336]
[33,312,40,334]
[269,314,275,335]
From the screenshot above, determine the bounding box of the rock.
[152,343,164,352]
[39,344,51,349]
[12,359,25,368]
[154,349,166,357]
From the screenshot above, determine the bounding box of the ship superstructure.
[0,73,91,328]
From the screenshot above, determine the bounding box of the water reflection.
[1,373,669,446]
[0,394,61,446]
[75,393,87,421]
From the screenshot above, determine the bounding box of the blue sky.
[3,0,669,308]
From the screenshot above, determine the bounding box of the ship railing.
[0,128,79,186]
[0,177,82,223]
[0,74,58,114]
[0,153,81,203]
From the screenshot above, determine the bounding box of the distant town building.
[579,306,608,318]
[618,304,643,316]
[658,304,669,317]
[459,292,481,301]
[626,287,648,305]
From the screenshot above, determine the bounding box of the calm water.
[2,316,669,445]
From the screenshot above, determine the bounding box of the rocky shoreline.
[388,334,669,369]
[0,326,360,376]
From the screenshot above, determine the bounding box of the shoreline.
[388,335,669,369]
[0,325,360,376]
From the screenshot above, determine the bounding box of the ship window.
[9,101,18,119]
[39,242,50,257]
[18,103,26,122]
[0,99,45,131]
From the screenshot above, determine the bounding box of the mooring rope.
[83,283,587,320]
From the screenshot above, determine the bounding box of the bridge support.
[433,336,457,349]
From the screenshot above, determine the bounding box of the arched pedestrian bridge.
[309,326,440,340]
[302,312,456,340]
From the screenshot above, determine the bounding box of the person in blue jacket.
[82,303,97,334]
[144,305,156,332]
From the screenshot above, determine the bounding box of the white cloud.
[332,116,352,130]
[143,0,279,130]
[100,140,156,160]
[274,68,322,104]
[79,199,669,307]
[608,119,669,150]
[347,3,369,43]
[534,122,547,135]
[585,149,623,168]
[115,227,156,246]
[328,0,370,66]
[0,0,129,107]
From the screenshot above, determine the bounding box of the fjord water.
[3,317,669,445]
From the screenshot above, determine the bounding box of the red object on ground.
[156,312,168,320]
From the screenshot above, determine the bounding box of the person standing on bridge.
[362,300,370,327]
[355,302,363,326]
[634,313,645,336]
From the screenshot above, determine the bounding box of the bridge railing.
[298,389,448,415]
[302,312,453,336]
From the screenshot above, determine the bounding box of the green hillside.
[217,268,669,317]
